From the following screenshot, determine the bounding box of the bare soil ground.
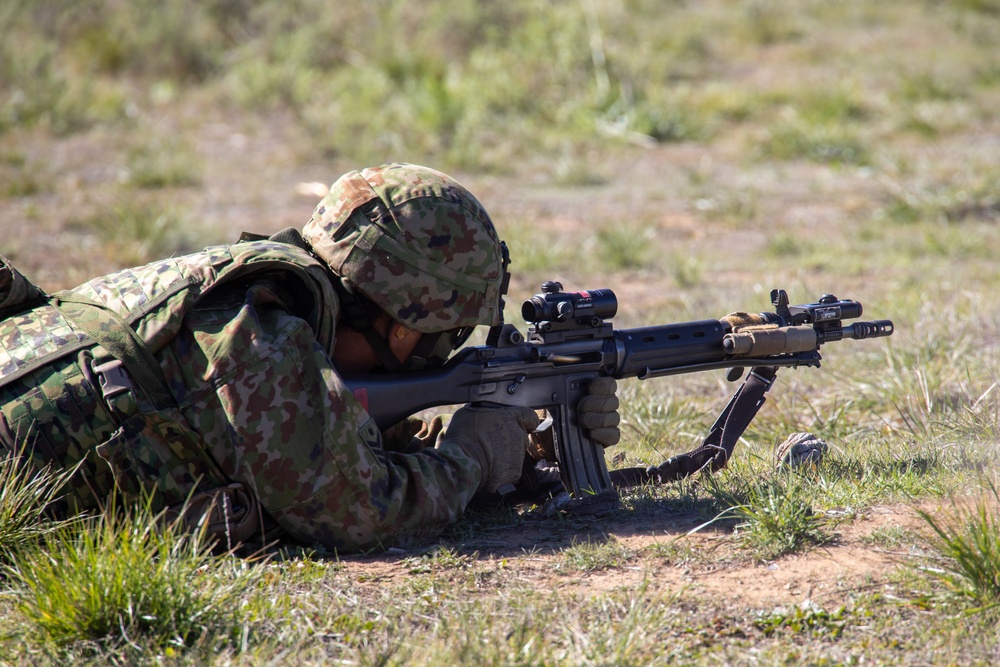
[343,498,938,611]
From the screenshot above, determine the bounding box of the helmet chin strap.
[336,277,458,373]
[362,328,406,373]
[367,326,452,373]
[486,241,512,346]
[404,331,451,371]
[335,278,405,373]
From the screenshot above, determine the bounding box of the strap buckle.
[91,358,137,418]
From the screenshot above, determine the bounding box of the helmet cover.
[303,163,504,333]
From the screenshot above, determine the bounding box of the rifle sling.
[611,366,779,488]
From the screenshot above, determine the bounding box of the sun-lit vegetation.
[2,0,1000,663]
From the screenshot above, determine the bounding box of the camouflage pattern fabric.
[0,254,47,319]
[303,163,504,333]
[0,240,485,550]
[0,337,120,513]
[1,240,339,512]
[94,406,221,509]
[173,290,482,549]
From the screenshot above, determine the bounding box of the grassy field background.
[2,0,1000,664]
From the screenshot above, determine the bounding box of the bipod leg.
[610,366,780,488]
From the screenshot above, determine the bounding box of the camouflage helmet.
[303,163,505,334]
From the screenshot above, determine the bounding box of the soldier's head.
[303,163,508,371]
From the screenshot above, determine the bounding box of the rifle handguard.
[722,325,817,356]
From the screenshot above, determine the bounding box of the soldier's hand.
[578,377,620,448]
[413,416,445,449]
[440,405,540,493]
[382,416,446,453]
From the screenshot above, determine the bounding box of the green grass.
[400,545,474,574]
[754,601,849,639]
[587,221,658,272]
[701,469,836,560]
[0,0,991,172]
[861,524,919,550]
[878,173,1000,226]
[68,199,200,267]
[916,480,1000,615]
[0,153,45,199]
[3,501,252,657]
[500,220,576,277]
[0,453,75,564]
[757,122,870,165]
[124,135,203,189]
[559,536,637,573]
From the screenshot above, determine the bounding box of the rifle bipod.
[611,365,779,488]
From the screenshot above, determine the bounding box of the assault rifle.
[345,284,893,500]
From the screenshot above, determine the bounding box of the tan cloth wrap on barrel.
[723,325,817,356]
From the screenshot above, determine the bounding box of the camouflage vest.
[0,236,338,515]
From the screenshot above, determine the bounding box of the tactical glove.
[577,377,621,447]
[439,405,540,493]
[527,377,622,461]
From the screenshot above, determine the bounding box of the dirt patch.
[337,499,941,611]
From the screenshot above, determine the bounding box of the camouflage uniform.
[0,164,506,552]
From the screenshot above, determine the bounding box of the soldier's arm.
[215,312,484,552]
